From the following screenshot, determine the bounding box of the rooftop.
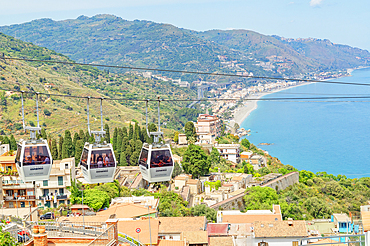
[333,213,350,222]
[209,236,233,246]
[207,223,228,236]
[158,216,206,233]
[118,219,159,245]
[97,203,157,219]
[181,231,208,244]
[254,220,308,238]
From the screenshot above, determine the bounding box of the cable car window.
[23,146,51,166]
[90,149,115,169]
[15,145,22,162]
[150,149,173,168]
[139,149,149,167]
[80,149,89,169]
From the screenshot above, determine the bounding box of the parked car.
[40,212,55,220]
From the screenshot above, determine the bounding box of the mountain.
[0,33,197,137]
[2,14,369,82]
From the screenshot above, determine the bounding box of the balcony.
[4,195,36,201]
[2,180,34,189]
[38,194,68,200]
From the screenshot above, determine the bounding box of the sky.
[1,0,369,51]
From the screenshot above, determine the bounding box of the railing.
[33,221,107,238]
[88,224,116,246]
[38,195,68,200]
[4,195,36,201]
[303,234,365,245]
[118,232,145,246]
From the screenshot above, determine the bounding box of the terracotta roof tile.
[118,219,159,245]
[209,236,233,246]
[222,214,281,224]
[97,203,156,219]
[181,231,208,244]
[254,221,308,238]
[159,217,206,233]
[157,239,185,246]
[207,223,228,236]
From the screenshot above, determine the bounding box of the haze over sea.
[241,67,370,178]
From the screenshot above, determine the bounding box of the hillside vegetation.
[1,14,369,81]
[0,33,197,138]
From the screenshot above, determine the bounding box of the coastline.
[234,82,312,126]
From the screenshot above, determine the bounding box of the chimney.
[288,218,293,226]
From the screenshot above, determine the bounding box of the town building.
[195,114,222,145]
[214,143,241,163]
[111,196,159,210]
[217,205,282,224]
[332,213,353,233]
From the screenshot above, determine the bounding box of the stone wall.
[210,172,299,211]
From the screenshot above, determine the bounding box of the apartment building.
[195,114,222,145]
[214,143,241,164]
[0,155,75,208]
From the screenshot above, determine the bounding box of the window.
[20,202,25,208]
[27,191,34,196]
[150,149,173,168]
[15,145,22,163]
[139,148,149,167]
[43,180,48,187]
[58,176,63,186]
[59,188,64,195]
[22,145,51,166]
[9,202,14,208]
[43,189,49,196]
[80,148,89,169]
[65,163,69,169]
[89,149,115,169]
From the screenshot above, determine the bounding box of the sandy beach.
[234,82,312,126]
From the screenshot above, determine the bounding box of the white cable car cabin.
[79,97,116,184]
[139,142,174,183]
[80,142,116,184]
[15,92,52,182]
[15,136,52,182]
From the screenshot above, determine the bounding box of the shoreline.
[234,82,312,126]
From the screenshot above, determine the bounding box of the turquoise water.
[240,68,370,178]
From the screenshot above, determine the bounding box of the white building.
[214,143,241,163]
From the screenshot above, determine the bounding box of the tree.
[79,130,85,143]
[75,140,84,164]
[95,183,119,200]
[88,133,95,143]
[40,129,47,140]
[172,161,182,178]
[2,136,10,145]
[191,204,217,222]
[130,150,140,166]
[104,123,110,143]
[0,225,20,246]
[112,127,118,150]
[62,130,73,158]
[9,135,17,151]
[182,144,210,178]
[241,138,251,149]
[43,109,52,116]
[120,151,128,166]
[58,136,64,159]
[243,162,255,175]
[184,121,197,141]
[128,124,134,140]
[244,186,279,210]
[208,147,220,167]
[174,131,179,144]
[84,130,90,143]
[122,126,128,138]
[83,189,110,211]
[51,138,58,160]
[116,128,123,154]
[72,132,80,155]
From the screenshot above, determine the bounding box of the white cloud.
[310,0,323,7]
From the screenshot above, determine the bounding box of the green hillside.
[1,14,369,81]
[0,33,197,138]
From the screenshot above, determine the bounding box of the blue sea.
[240,68,370,178]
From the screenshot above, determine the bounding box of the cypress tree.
[58,136,64,159]
[116,128,123,153]
[2,136,10,145]
[79,130,85,143]
[51,138,58,160]
[85,130,90,143]
[9,135,17,151]
[75,140,84,165]
[62,130,73,158]
[104,123,110,143]
[128,124,134,140]
[112,127,118,150]
[41,129,47,139]
[72,132,80,156]
[134,122,139,141]
[122,126,127,138]
[89,133,95,144]
[121,137,128,153]
[120,152,128,166]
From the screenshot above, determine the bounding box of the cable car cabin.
[139,143,174,183]
[15,139,52,182]
[80,143,116,184]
